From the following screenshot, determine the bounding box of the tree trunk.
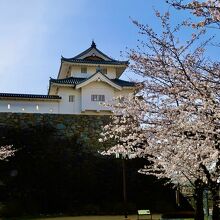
[211,187,220,220]
[194,181,204,220]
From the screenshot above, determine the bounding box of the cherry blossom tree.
[100,12,220,220]
[169,0,220,27]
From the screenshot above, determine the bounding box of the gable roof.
[61,58,128,66]
[49,71,136,94]
[57,41,129,79]
[50,76,136,87]
[61,41,129,65]
[74,41,113,60]
[75,71,122,90]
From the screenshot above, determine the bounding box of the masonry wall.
[57,87,82,114]
[0,113,193,217]
[0,113,111,151]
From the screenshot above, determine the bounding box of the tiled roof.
[50,77,85,85]
[61,41,129,65]
[112,78,136,87]
[50,77,136,87]
[73,41,114,60]
[61,57,128,65]
[0,93,61,100]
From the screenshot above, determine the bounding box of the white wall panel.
[0,100,59,114]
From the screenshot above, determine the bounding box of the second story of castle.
[0,41,135,115]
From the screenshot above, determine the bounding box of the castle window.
[36,105,39,110]
[69,95,75,102]
[91,95,105,102]
[81,67,87,73]
[7,104,11,109]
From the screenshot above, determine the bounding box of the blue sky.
[0,0,218,94]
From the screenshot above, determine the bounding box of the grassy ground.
[0,214,197,220]
[1,214,162,220]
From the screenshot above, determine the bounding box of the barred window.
[69,95,75,102]
[91,95,105,102]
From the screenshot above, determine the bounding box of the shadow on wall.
[0,123,193,217]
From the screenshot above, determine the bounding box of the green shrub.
[0,200,23,217]
[161,211,195,218]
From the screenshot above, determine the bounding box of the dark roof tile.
[112,78,136,87]
[50,77,135,87]
[61,41,128,65]
[61,58,128,65]
[50,77,85,85]
[73,41,115,61]
[0,93,61,100]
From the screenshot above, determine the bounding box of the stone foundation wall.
[0,113,111,151]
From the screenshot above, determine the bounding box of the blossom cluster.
[0,145,16,160]
[170,0,220,27]
[100,12,220,190]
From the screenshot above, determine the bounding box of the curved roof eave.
[75,71,122,90]
[67,41,114,61]
[61,58,129,66]
[61,41,129,65]
[0,93,61,101]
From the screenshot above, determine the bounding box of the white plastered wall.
[106,67,116,79]
[71,65,116,79]
[0,87,134,115]
[81,81,114,112]
[0,100,59,114]
[57,87,81,114]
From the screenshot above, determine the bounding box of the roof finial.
[91,40,96,48]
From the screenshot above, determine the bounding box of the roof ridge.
[61,58,128,65]
[75,71,122,90]
[50,76,86,80]
[61,42,124,62]
[0,92,57,96]
[50,73,135,88]
[0,93,61,99]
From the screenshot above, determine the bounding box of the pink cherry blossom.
[100,11,220,219]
